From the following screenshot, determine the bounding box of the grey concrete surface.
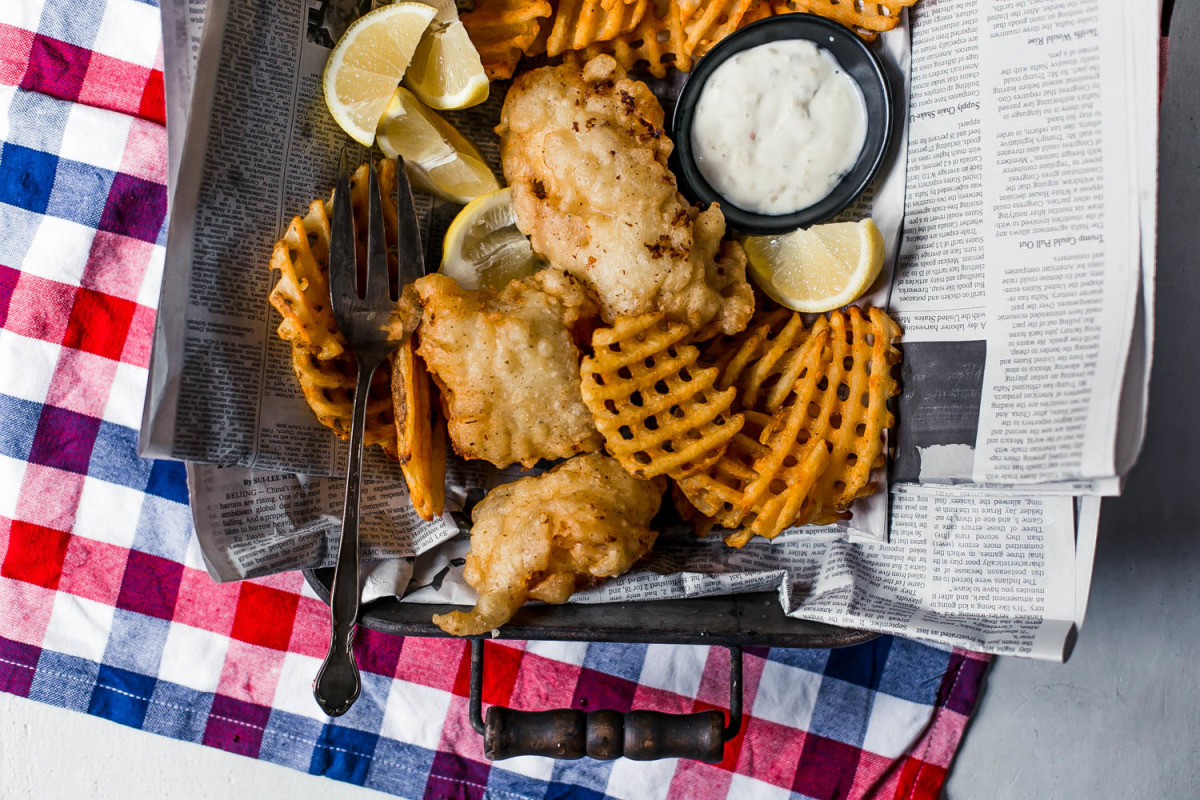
[945,12,1200,800]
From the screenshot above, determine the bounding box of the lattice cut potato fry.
[677,306,902,546]
[461,0,554,79]
[268,160,423,468]
[682,0,755,58]
[580,313,744,480]
[290,345,400,458]
[269,199,344,360]
[768,0,918,39]
[570,0,691,78]
[740,0,775,24]
[546,0,648,56]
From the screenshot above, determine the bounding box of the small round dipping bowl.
[672,14,894,234]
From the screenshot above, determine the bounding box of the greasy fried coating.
[497,55,753,337]
[432,453,663,635]
[414,270,604,468]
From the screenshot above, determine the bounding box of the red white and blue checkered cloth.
[0,1,990,797]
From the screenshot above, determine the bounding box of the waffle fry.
[290,345,400,458]
[269,161,402,360]
[768,0,917,39]
[269,199,343,360]
[740,0,774,24]
[348,159,400,281]
[391,339,445,520]
[672,482,716,537]
[677,306,902,546]
[461,0,553,79]
[581,313,744,480]
[683,0,754,58]
[572,0,690,78]
[268,161,412,462]
[546,0,648,56]
[524,13,553,55]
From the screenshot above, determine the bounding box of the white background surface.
[2,13,1195,800]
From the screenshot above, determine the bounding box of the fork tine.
[365,160,391,302]
[328,150,357,314]
[393,156,426,287]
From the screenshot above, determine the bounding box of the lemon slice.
[743,219,886,313]
[441,187,546,291]
[376,87,500,203]
[322,2,437,146]
[405,20,489,110]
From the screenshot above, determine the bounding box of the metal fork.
[313,155,424,717]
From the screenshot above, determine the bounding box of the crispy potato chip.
[391,337,445,521]
[683,0,754,58]
[546,0,648,56]
[461,0,553,79]
[290,345,400,458]
[677,306,901,546]
[581,313,744,480]
[571,0,690,78]
[769,0,917,39]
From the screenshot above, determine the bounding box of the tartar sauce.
[691,39,868,216]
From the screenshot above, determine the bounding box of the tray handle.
[469,640,742,762]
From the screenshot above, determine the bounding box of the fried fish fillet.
[497,55,753,338]
[432,453,664,636]
[414,270,604,468]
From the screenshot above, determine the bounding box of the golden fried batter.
[432,453,664,636]
[497,55,753,337]
[414,270,603,468]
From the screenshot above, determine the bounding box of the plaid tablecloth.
[0,1,990,797]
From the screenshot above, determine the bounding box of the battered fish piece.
[432,453,664,636]
[414,270,603,468]
[497,55,753,337]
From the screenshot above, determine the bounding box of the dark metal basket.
[305,569,874,763]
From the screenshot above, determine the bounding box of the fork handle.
[313,357,379,717]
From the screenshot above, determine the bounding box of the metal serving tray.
[304,569,874,763]
[305,569,871,648]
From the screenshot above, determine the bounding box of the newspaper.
[149,0,1158,660]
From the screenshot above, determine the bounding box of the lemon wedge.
[405,19,489,110]
[743,219,886,313]
[441,188,546,291]
[322,2,437,146]
[376,87,499,203]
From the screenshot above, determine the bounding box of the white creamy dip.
[691,39,868,216]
